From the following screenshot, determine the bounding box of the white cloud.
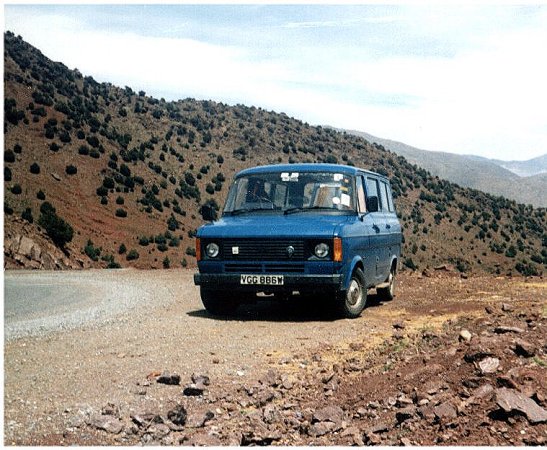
[5,6,547,161]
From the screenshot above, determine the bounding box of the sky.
[4,3,547,161]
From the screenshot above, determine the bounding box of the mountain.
[3,32,546,275]
[466,154,547,178]
[346,130,546,208]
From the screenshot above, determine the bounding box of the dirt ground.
[3,270,546,446]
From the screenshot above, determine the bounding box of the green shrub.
[116,196,124,205]
[84,239,101,261]
[66,165,77,175]
[21,207,33,223]
[38,207,74,248]
[37,190,46,200]
[118,243,127,254]
[126,249,139,261]
[78,145,89,155]
[29,163,40,174]
[11,184,22,195]
[163,256,170,269]
[115,208,127,218]
[4,150,15,163]
[4,167,12,181]
[186,246,196,257]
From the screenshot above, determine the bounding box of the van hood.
[198,214,352,239]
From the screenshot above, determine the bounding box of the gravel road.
[5,269,541,445]
[4,269,177,340]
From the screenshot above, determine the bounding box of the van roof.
[236,163,385,179]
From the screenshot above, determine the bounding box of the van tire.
[200,288,239,316]
[377,268,396,301]
[337,268,367,318]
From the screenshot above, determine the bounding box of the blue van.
[194,163,402,318]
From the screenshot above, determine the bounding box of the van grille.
[224,263,305,273]
[221,239,305,261]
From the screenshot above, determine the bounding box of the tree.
[30,162,40,174]
[38,207,74,248]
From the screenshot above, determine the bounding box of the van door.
[364,176,389,283]
[380,180,402,270]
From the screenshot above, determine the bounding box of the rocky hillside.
[3,32,546,275]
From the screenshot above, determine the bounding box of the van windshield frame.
[223,171,357,216]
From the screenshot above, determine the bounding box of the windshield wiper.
[284,206,335,215]
[226,207,275,216]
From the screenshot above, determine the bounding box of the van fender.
[342,256,366,291]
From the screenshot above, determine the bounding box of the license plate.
[240,274,284,285]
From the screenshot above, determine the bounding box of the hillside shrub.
[37,190,46,200]
[118,243,127,254]
[4,167,12,181]
[38,206,74,248]
[30,162,40,174]
[65,165,77,175]
[4,202,14,215]
[4,150,15,163]
[163,256,170,269]
[78,145,89,155]
[115,208,127,218]
[84,239,101,261]
[11,184,22,195]
[116,196,124,205]
[22,207,33,223]
[185,246,196,257]
[126,249,139,261]
[50,142,60,152]
[139,236,150,246]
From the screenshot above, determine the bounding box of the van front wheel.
[337,268,367,319]
[200,288,239,316]
[377,268,396,301]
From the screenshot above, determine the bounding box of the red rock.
[495,388,547,424]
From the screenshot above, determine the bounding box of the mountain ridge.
[344,129,546,208]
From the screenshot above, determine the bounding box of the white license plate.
[240,274,284,285]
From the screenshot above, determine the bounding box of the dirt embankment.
[3,271,546,446]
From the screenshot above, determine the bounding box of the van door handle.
[386,224,391,229]
[372,224,380,233]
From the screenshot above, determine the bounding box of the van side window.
[357,176,366,213]
[365,177,382,210]
[381,181,394,212]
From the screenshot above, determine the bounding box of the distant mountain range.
[465,154,547,178]
[344,130,547,208]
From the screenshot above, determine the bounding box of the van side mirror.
[366,196,379,212]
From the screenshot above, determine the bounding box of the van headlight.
[206,243,219,258]
[314,243,329,258]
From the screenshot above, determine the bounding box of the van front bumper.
[194,273,342,290]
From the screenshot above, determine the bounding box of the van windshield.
[223,171,356,215]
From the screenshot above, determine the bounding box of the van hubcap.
[347,279,362,306]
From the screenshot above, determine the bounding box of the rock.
[156,371,181,385]
[100,402,120,417]
[187,411,214,428]
[434,264,453,271]
[260,369,280,387]
[459,329,472,342]
[131,412,163,428]
[392,321,405,330]
[396,406,416,423]
[401,437,412,446]
[434,402,458,421]
[341,426,364,446]
[313,405,345,424]
[88,414,123,434]
[148,423,171,439]
[183,383,205,396]
[366,422,390,434]
[485,305,496,315]
[478,357,500,374]
[494,326,525,334]
[513,339,536,357]
[501,303,514,312]
[183,432,223,446]
[496,376,519,389]
[191,373,210,386]
[51,172,61,181]
[308,421,336,437]
[167,405,187,426]
[495,388,547,424]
